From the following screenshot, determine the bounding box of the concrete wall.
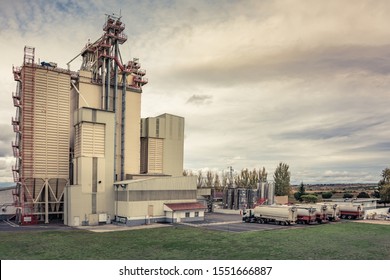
[65,108,115,226]
[114,176,199,225]
[75,70,142,180]
[160,114,184,177]
[140,114,184,177]
[275,195,288,205]
[78,71,101,109]
[122,90,141,176]
[165,210,205,223]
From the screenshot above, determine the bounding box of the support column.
[44,179,49,224]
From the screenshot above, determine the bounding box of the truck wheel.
[347,215,352,219]
[341,215,346,219]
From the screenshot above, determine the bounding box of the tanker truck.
[317,203,340,221]
[339,204,363,219]
[299,204,329,223]
[242,205,297,226]
[295,206,318,224]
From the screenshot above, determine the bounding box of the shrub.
[301,194,318,203]
[343,193,354,199]
[294,192,303,202]
[321,192,333,199]
[372,190,380,198]
[357,191,370,198]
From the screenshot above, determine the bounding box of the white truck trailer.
[242,205,297,226]
[339,204,364,219]
[316,203,340,221]
[295,206,318,224]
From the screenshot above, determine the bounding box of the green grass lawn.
[0,222,389,260]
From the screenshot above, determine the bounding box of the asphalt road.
[0,220,74,232]
[185,212,308,233]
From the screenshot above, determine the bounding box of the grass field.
[0,222,389,260]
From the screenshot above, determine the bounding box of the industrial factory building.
[11,15,204,226]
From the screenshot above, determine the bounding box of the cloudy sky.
[0,0,389,184]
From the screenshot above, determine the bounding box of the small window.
[195,211,199,217]
[185,212,190,218]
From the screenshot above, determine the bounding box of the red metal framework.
[79,15,148,91]
[11,46,37,224]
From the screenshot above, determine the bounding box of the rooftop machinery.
[69,14,148,181]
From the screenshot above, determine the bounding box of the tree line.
[293,167,390,205]
[183,162,292,196]
[183,164,390,204]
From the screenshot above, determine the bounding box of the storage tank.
[223,188,235,209]
[236,188,248,210]
[267,182,275,205]
[247,189,258,209]
[259,182,266,200]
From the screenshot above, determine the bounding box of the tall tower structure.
[66,14,148,225]
[12,46,71,224]
[71,14,148,181]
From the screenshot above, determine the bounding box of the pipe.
[71,81,90,107]
[101,57,106,110]
[113,40,119,181]
[121,72,126,181]
[105,42,111,111]
[45,179,49,224]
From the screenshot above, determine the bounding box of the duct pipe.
[101,58,106,109]
[71,81,90,107]
[112,40,118,182]
[120,72,126,180]
[105,44,111,110]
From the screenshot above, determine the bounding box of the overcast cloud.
[0,0,389,184]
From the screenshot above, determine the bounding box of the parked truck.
[295,206,318,224]
[242,205,297,226]
[339,204,363,219]
[317,203,340,221]
[300,203,331,223]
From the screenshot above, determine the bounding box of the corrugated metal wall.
[76,122,105,157]
[148,138,163,173]
[33,68,70,178]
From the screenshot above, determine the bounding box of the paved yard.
[183,212,308,233]
[0,220,74,232]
